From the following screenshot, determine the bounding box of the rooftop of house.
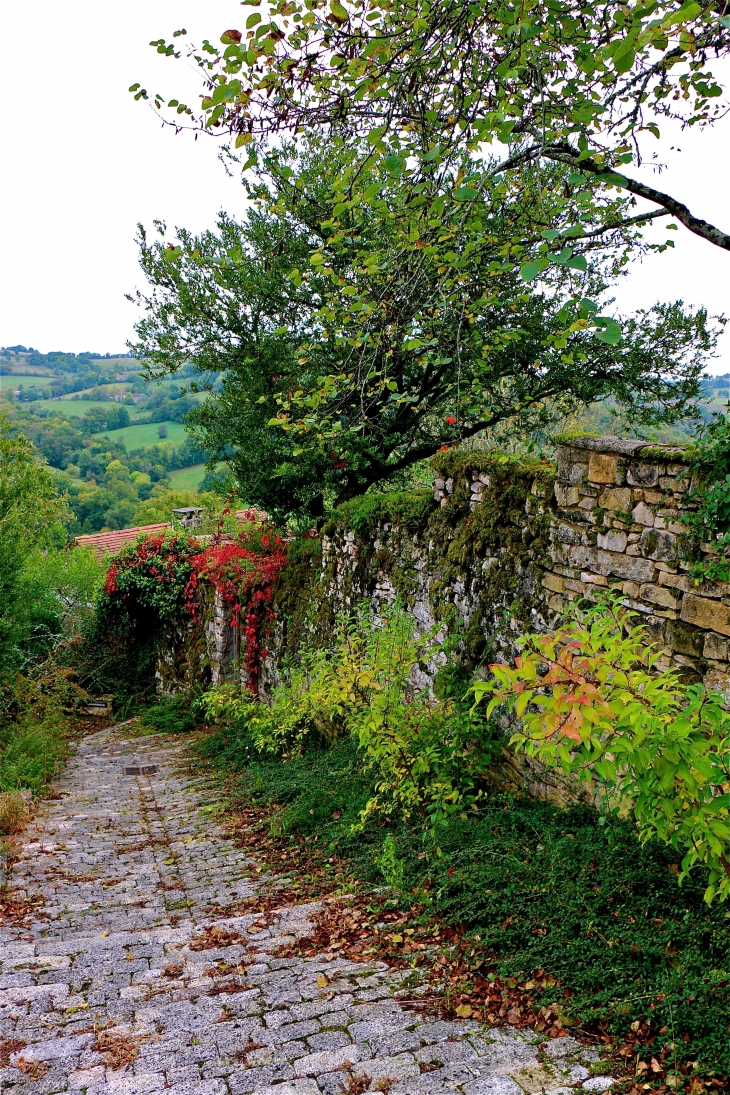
[74,509,268,559]
[75,523,171,559]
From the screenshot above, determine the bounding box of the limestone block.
[555,522,583,545]
[434,478,445,490]
[658,570,694,593]
[663,620,704,657]
[542,572,565,593]
[547,593,567,612]
[654,516,666,530]
[564,578,585,593]
[588,452,618,484]
[581,572,608,586]
[704,633,729,661]
[681,594,730,637]
[556,447,588,484]
[445,477,454,493]
[471,481,484,493]
[627,462,660,487]
[479,472,491,485]
[640,527,677,563]
[550,542,570,566]
[639,583,681,610]
[598,486,632,512]
[554,482,581,507]
[596,530,628,553]
[631,501,654,526]
[704,664,730,702]
[568,544,656,583]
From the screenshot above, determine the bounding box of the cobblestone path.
[0,728,615,1095]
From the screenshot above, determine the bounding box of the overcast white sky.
[1,2,729,371]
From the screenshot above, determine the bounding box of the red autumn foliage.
[185,525,287,692]
[102,518,287,693]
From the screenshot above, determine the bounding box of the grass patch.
[198,730,730,1078]
[168,464,206,492]
[25,398,143,418]
[91,421,188,449]
[0,714,69,794]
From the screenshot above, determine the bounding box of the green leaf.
[246,12,262,27]
[520,258,546,282]
[566,254,587,272]
[594,324,621,345]
[454,186,477,201]
[600,172,628,187]
[613,47,636,74]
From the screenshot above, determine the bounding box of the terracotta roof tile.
[75,523,171,559]
[74,507,271,561]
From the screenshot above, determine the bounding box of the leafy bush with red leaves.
[94,519,287,696]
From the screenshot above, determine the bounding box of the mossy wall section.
[267,452,558,689]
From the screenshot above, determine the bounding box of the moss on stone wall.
[323,489,435,539]
[427,453,556,663]
[272,536,324,666]
[267,451,557,677]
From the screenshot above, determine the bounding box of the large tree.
[130,143,720,521]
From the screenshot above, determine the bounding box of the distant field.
[0,373,53,390]
[26,397,144,417]
[168,464,207,491]
[92,421,188,449]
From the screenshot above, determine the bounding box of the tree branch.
[544,145,730,251]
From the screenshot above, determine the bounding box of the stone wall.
[157,433,730,801]
[539,436,729,698]
[160,432,730,715]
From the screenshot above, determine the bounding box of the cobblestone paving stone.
[0,728,616,1095]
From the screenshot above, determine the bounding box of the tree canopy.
[130,143,720,521]
[138,0,730,254]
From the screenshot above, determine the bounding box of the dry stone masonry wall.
[541,436,730,698]
[161,434,730,706]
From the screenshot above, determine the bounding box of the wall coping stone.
[560,435,687,457]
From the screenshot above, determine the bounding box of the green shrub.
[199,602,499,835]
[476,592,730,903]
[138,692,200,735]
